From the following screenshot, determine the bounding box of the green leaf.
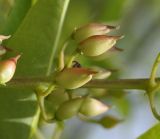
[0,0,12,31]
[6,0,70,76]
[0,88,40,139]
[2,0,32,35]
[138,123,160,139]
[0,0,70,138]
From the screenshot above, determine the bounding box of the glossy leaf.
[6,0,70,76]
[0,0,70,139]
[2,0,32,35]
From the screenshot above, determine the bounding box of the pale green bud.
[56,98,83,120]
[0,55,20,85]
[80,98,109,117]
[72,23,118,42]
[46,89,69,110]
[92,67,111,79]
[0,46,7,56]
[0,46,13,56]
[78,35,123,56]
[55,68,97,89]
[93,71,111,79]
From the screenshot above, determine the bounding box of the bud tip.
[15,54,21,60]
[12,54,21,63]
[119,35,125,39]
[0,35,11,41]
[110,46,124,52]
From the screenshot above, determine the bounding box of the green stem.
[148,87,160,121]
[34,129,45,139]
[57,34,74,71]
[29,107,40,139]
[6,76,51,88]
[84,78,149,90]
[4,77,154,90]
[36,95,53,123]
[150,53,160,87]
[66,50,79,68]
[43,84,56,97]
[52,122,64,139]
[57,41,68,71]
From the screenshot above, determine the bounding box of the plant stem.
[57,41,68,71]
[3,77,156,90]
[52,122,64,139]
[66,51,79,68]
[5,76,51,88]
[34,129,45,139]
[84,78,149,90]
[150,53,160,87]
[148,88,160,121]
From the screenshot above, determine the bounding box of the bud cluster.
[35,23,124,128]
[0,35,20,85]
[72,23,123,56]
[37,91,109,121]
[55,97,109,120]
[53,23,122,90]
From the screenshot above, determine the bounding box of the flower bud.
[93,70,111,79]
[80,97,109,117]
[78,35,123,56]
[56,98,83,120]
[99,115,122,128]
[46,89,69,110]
[92,67,111,79]
[0,46,13,57]
[0,55,20,85]
[55,68,97,89]
[72,23,118,42]
[0,35,11,44]
[0,46,7,56]
[35,83,50,96]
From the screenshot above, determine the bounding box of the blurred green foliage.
[0,0,160,139]
[138,123,160,139]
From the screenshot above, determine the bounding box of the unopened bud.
[0,46,7,56]
[55,68,97,89]
[72,23,118,42]
[0,46,13,57]
[0,55,20,85]
[80,97,109,117]
[46,89,69,109]
[92,67,111,79]
[109,46,124,52]
[78,35,123,56]
[0,35,11,44]
[56,98,83,120]
[99,115,122,128]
